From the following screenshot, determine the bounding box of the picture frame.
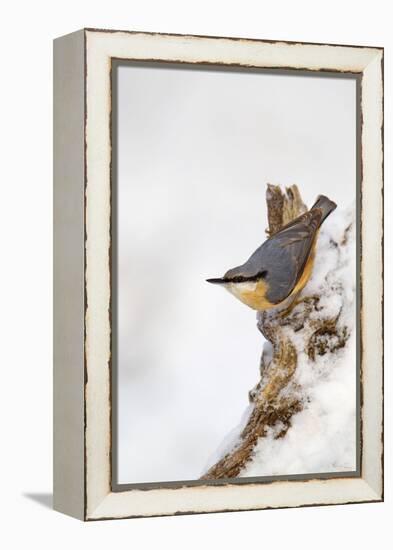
[53,28,383,520]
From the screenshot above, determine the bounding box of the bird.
[206,195,337,312]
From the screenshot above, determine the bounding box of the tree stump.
[201,184,352,480]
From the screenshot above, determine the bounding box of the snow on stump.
[201,184,356,480]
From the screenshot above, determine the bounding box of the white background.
[116,65,356,482]
[1,1,391,548]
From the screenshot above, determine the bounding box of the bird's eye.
[259,270,268,279]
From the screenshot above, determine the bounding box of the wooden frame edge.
[53,29,86,521]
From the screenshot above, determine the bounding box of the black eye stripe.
[226,271,267,283]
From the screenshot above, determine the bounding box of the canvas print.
[113,62,357,485]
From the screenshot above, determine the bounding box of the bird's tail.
[311,195,337,224]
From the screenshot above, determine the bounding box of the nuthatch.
[207,195,336,311]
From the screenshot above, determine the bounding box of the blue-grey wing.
[242,210,322,304]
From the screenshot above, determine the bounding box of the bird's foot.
[277,295,301,319]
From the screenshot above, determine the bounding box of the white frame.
[53,28,383,521]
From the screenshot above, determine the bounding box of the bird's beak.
[206,277,227,285]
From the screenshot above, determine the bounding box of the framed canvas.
[53,28,383,520]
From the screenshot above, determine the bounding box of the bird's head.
[206,266,269,311]
[206,266,267,286]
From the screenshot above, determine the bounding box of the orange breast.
[229,279,276,311]
[290,236,317,296]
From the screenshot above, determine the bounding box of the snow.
[224,204,357,477]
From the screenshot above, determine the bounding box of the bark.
[201,184,349,480]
